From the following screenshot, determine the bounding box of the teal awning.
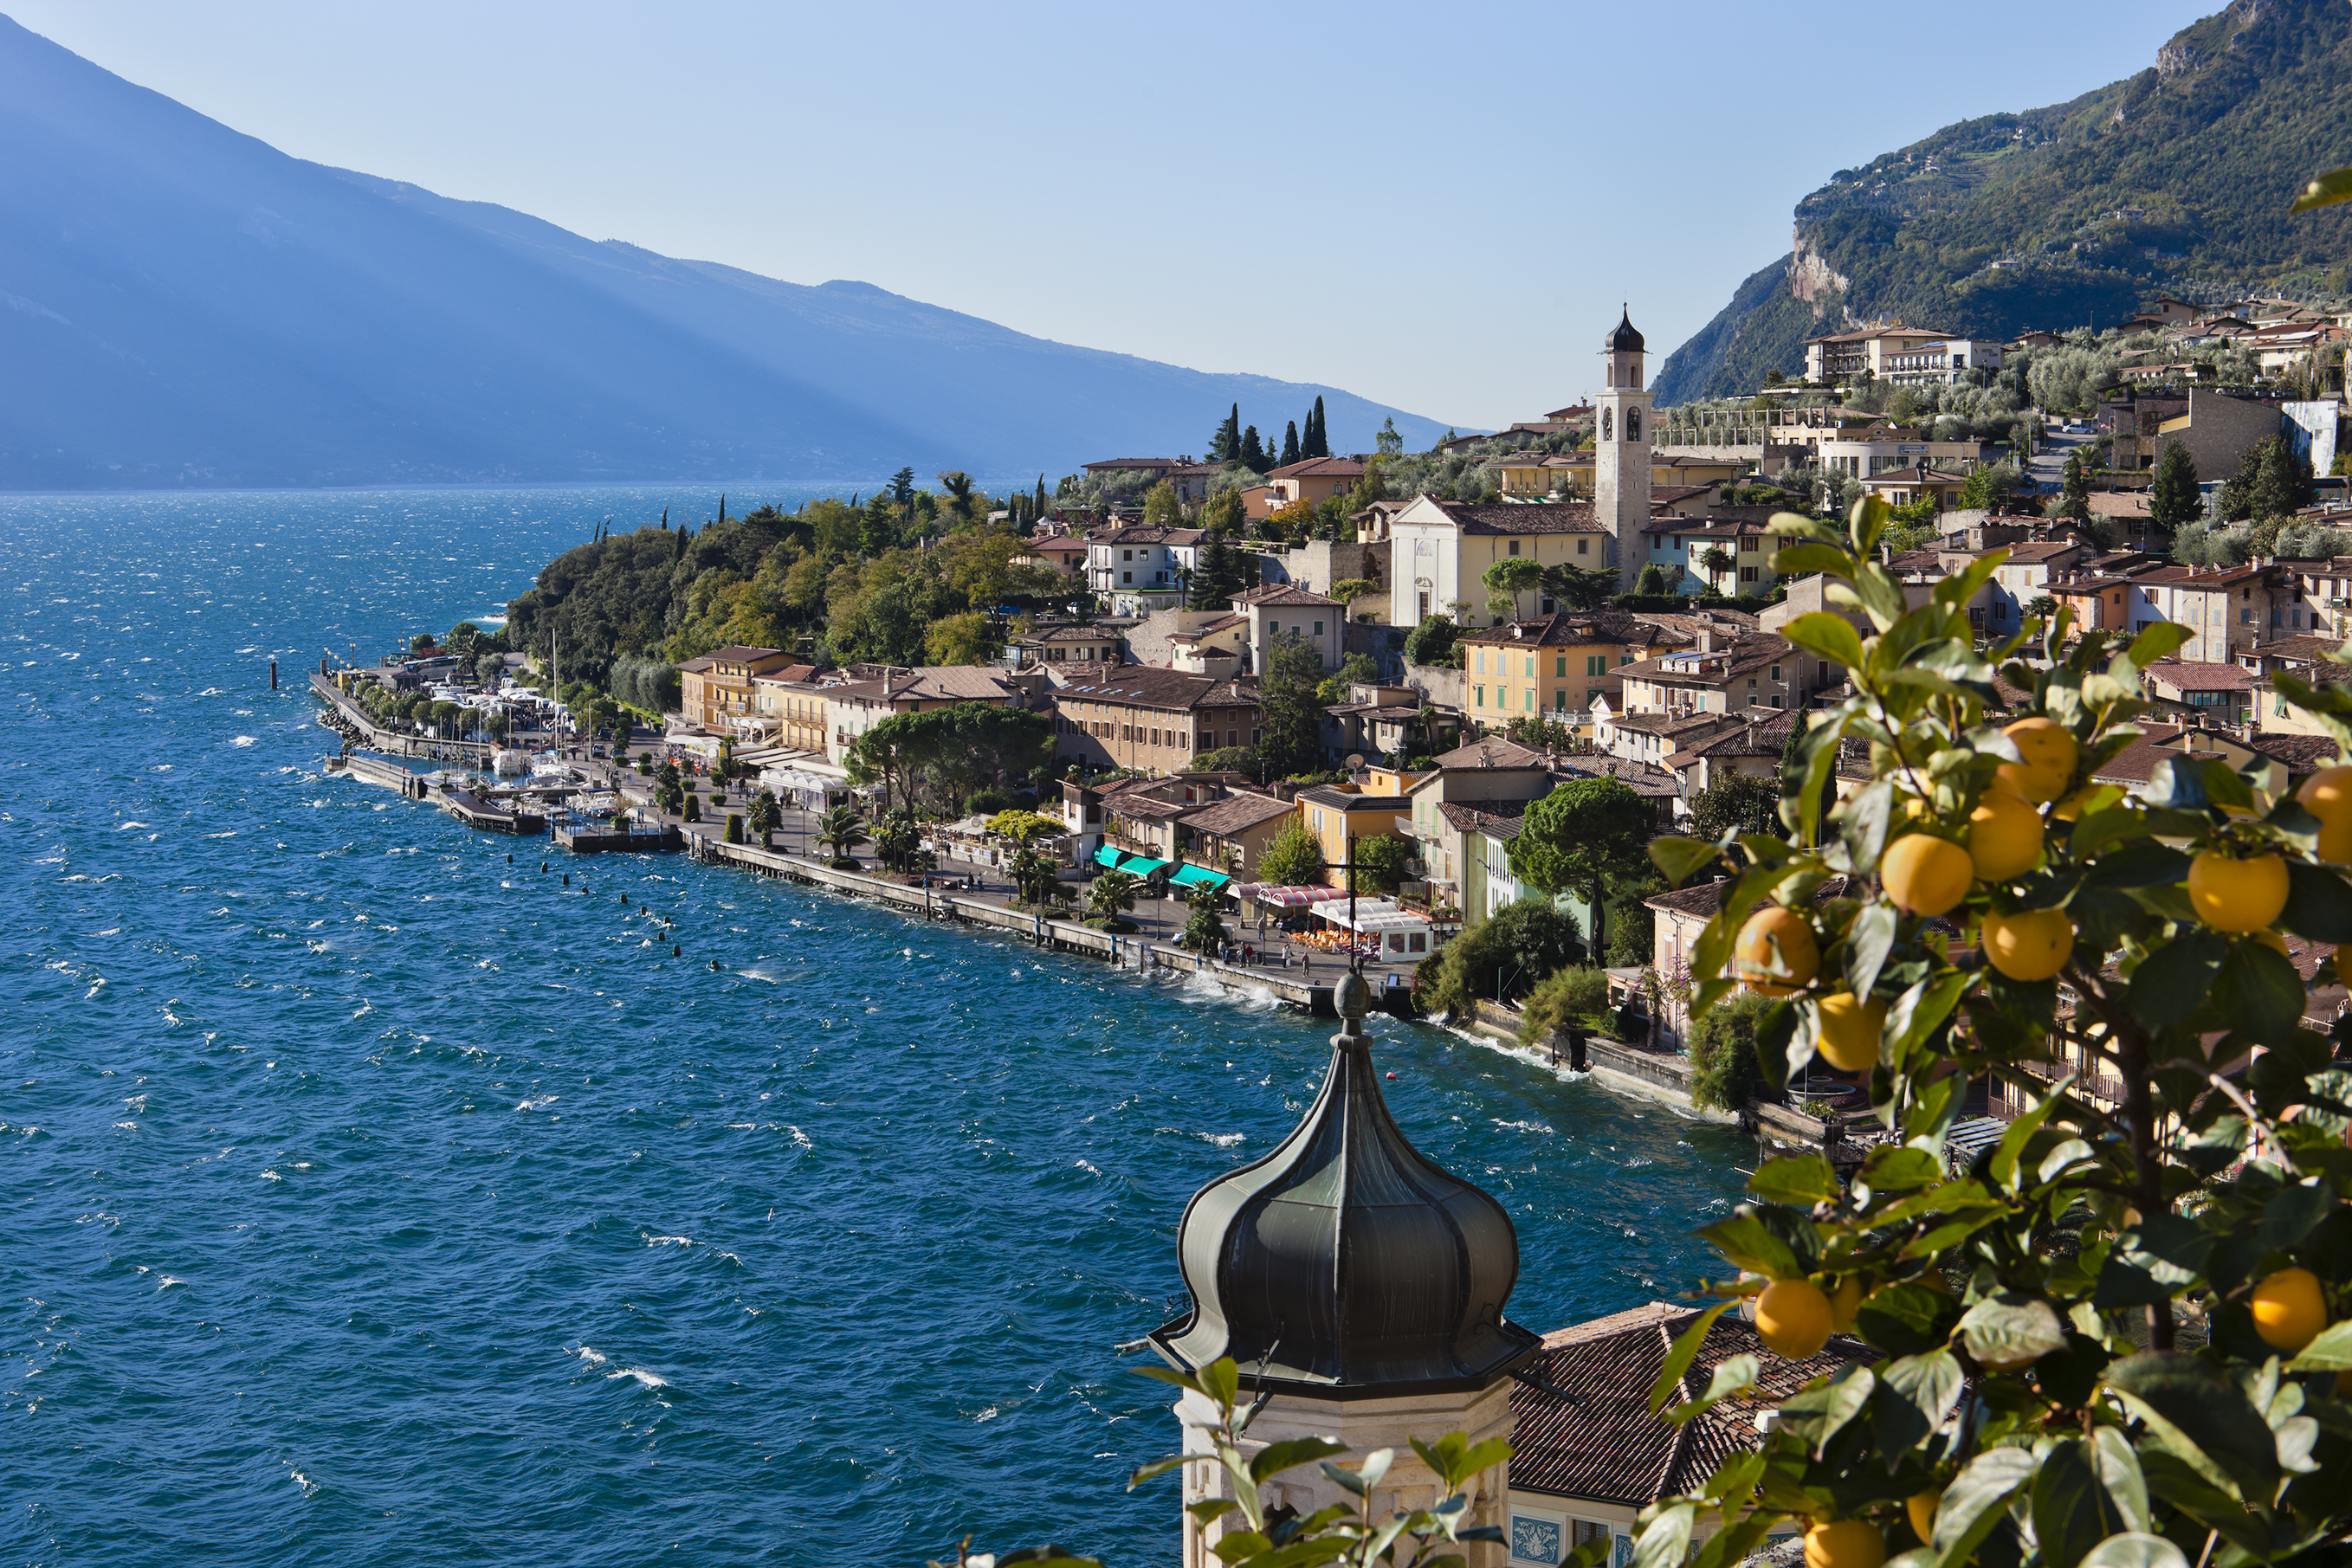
[1170,864,1231,892]
[1117,855,1172,878]
[1094,843,1126,869]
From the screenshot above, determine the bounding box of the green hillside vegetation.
[1656,0,2352,403]
[504,481,1073,689]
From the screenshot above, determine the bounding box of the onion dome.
[1605,306,1644,354]
[1150,973,1540,1394]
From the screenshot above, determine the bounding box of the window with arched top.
[1601,408,1613,441]
[1628,408,1643,441]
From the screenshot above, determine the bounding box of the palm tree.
[817,806,869,868]
[873,807,921,872]
[1010,844,1061,907]
[747,789,782,849]
[1088,869,1140,927]
[1698,545,1736,595]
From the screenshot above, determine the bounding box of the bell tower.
[1593,305,1652,590]
[1149,971,1539,1568]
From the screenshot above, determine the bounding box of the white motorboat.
[492,749,529,777]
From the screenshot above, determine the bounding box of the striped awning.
[1244,884,1352,907]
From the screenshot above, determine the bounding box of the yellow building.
[1296,784,1409,887]
[1459,610,1680,726]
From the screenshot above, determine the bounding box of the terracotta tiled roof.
[1423,500,1608,536]
[1235,584,1346,609]
[1509,1302,1874,1506]
[1267,457,1367,480]
[2246,636,2342,662]
[2144,659,2260,694]
[1426,736,1552,770]
[1054,668,1262,710]
[2247,732,2342,773]
[1184,791,1296,836]
[1297,786,1408,811]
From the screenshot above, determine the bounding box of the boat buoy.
[562,873,570,886]
[506,853,513,864]
[540,861,547,873]
[709,959,721,971]
[672,944,682,957]
[1386,1071,1397,1081]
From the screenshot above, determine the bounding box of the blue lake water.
[0,486,1749,1566]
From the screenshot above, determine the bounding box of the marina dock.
[554,817,682,853]
[440,788,548,836]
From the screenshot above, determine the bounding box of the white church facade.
[1385,310,1658,629]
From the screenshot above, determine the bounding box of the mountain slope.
[0,16,1449,490]
[1654,0,2352,403]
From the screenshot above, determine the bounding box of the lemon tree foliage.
[1635,500,2352,1568]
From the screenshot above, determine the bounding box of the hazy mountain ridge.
[0,15,1448,490]
[1654,0,2352,403]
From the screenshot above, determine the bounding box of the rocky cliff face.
[1652,0,2352,405]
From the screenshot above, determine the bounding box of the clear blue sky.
[9,1,2222,430]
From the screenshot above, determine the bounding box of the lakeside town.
[315,300,2352,1143]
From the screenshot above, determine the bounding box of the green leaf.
[1875,1350,1963,1461]
[1319,1446,1392,1497]
[2282,860,2352,943]
[1931,1446,2039,1567]
[1886,971,1968,1061]
[2215,942,2306,1046]
[2126,928,2226,1033]
[1773,544,1858,580]
[1696,1213,1803,1281]
[1128,1454,1195,1487]
[2032,1439,2123,1568]
[1854,1281,1963,1356]
[1633,1503,1696,1568]
[2090,1425,2153,1533]
[2103,1352,2278,1501]
[1858,1145,1943,1195]
[1841,784,1895,890]
[1810,1365,1876,1458]
[1248,1436,1350,1486]
[2075,1537,2188,1568]
[1959,1293,2069,1370]
[2286,1319,2352,1372]
[1647,1299,1735,1413]
[2200,758,2256,814]
[1649,836,1723,887]
[1748,1154,1839,1205]
[2259,1180,2340,1250]
[1990,1074,2070,1192]
[1843,900,1898,1004]
[2124,622,2194,667]
[1785,710,1855,847]
[1781,612,1867,672]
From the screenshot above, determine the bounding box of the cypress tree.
[1241,424,1266,470]
[1035,474,1049,519]
[659,506,669,531]
[1211,404,1242,464]
[1308,396,1330,458]
[1281,422,1301,466]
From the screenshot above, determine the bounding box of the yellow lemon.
[1881,834,1973,916]
[1980,907,2075,982]
[1755,1279,1834,1359]
[2251,1267,2329,1352]
[1967,784,2045,881]
[2298,766,2352,860]
[1805,1520,1886,1568]
[1815,992,1887,1073]
[1828,1274,1865,1333]
[1905,1494,1938,1546]
[2187,850,2290,934]
[1734,906,1819,997]
[1999,718,2078,804]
